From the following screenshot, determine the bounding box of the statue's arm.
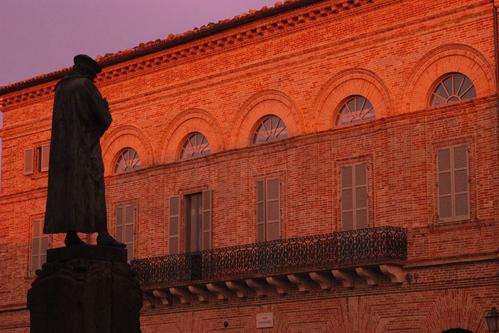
[83,80,112,132]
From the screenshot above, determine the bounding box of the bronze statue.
[44,54,124,247]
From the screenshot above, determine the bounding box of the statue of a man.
[44,54,124,247]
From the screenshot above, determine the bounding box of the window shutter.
[40,144,50,172]
[31,219,49,275]
[24,148,34,175]
[437,148,452,219]
[115,206,124,242]
[453,145,469,218]
[125,204,136,260]
[341,166,354,231]
[266,178,280,241]
[354,163,368,229]
[169,196,180,254]
[201,190,212,250]
[256,180,265,242]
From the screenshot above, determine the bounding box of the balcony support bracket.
[266,276,293,295]
[225,281,251,298]
[169,287,190,304]
[287,274,314,292]
[188,285,210,302]
[245,279,270,297]
[206,283,232,300]
[152,289,170,305]
[355,267,380,286]
[332,269,354,288]
[309,272,333,290]
[379,264,407,284]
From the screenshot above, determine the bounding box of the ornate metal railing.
[131,226,407,286]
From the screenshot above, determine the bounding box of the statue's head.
[73,54,101,81]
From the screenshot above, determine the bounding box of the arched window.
[336,95,375,126]
[181,132,210,160]
[431,73,476,107]
[253,115,288,144]
[115,148,141,174]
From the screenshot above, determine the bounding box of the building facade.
[0,0,498,331]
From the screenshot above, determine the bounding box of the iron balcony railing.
[131,226,407,286]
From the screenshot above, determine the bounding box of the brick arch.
[403,44,494,112]
[230,89,303,148]
[160,108,224,163]
[313,68,392,131]
[419,289,488,333]
[101,125,153,176]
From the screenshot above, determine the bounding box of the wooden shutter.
[438,145,469,221]
[354,163,369,229]
[40,144,50,172]
[31,219,49,275]
[24,148,34,175]
[201,190,212,250]
[266,178,280,241]
[256,180,265,242]
[124,205,136,260]
[340,166,354,231]
[169,196,180,254]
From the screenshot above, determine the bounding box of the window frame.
[29,217,51,277]
[255,176,282,242]
[436,143,471,223]
[114,201,138,261]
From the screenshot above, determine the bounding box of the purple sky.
[0,0,277,87]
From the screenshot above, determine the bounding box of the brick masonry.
[0,0,498,332]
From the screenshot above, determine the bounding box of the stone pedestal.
[28,245,142,333]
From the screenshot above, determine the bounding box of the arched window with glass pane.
[336,95,375,127]
[115,148,142,174]
[430,73,476,107]
[253,115,288,144]
[181,132,210,160]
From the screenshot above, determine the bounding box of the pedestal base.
[28,245,142,333]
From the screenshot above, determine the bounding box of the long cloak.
[44,72,111,234]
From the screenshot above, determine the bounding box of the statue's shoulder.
[56,75,94,93]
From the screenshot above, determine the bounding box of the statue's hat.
[73,54,102,74]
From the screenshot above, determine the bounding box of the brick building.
[0,0,498,331]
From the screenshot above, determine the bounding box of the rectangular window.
[340,163,369,231]
[437,144,469,221]
[115,203,136,261]
[31,219,49,275]
[168,191,212,254]
[256,178,281,242]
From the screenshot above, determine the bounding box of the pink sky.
[0,0,277,87]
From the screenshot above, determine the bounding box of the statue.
[44,54,124,248]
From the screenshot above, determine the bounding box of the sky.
[0,0,277,87]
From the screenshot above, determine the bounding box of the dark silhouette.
[43,54,124,247]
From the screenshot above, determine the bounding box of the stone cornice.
[0,0,373,108]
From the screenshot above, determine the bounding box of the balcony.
[131,226,407,306]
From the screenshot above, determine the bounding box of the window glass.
[115,148,141,174]
[337,95,375,126]
[253,115,288,144]
[181,132,210,160]
[430,73,476,107]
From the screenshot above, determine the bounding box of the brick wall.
[0,0,497,331]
